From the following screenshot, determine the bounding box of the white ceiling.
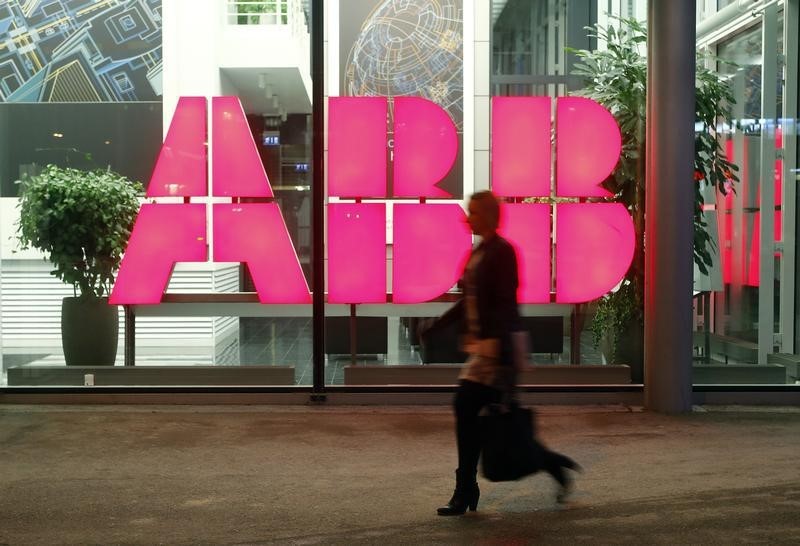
[493,0,508,24]
[220,67,311,116]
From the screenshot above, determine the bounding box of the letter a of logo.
[110,97,310,304]
[210,97,310,304]
[110,97,209,305]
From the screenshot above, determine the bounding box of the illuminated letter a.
[110,97,209,304]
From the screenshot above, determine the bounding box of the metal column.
[644,0,695,413]
[311,0,326,398]
[758,4,778,364]
[782,0,799,355]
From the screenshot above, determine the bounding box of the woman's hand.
[462,336,499,358]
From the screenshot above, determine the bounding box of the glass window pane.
[328,0,466,386]
[695,10,791,385]
[1,0,316,387]
[0,103,162,197]
[492,3,645,382]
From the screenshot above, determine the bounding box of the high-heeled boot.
[437,469,480,516]
[544,451,582,504]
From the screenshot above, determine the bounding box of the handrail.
[226,0,289,25]
[224,0,309,45]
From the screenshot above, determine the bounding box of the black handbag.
[478,401,543,482]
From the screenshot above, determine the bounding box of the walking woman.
[430,191,580,516]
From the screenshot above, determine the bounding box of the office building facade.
[0,0,798,405]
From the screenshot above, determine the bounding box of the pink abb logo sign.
[109,95,635,305]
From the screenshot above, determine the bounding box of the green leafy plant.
[16,165,143,299]
[233,0,279,24]
[567,17,739,363]
[589,280,638,363]
[694,63,740,273]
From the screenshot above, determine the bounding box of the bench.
[767,354,800,383]
[692,364,786,384]
[343,364,631,385]
[696,332,759,363]
[415,316,565,364]
[7,365,295,386]
[325,316,388,356]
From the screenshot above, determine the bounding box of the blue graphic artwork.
[343,0,463,130]
[0,0,162,102]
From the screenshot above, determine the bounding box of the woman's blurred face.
[467,198,493,237]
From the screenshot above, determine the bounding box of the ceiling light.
[258,74,267,89]
[272,95,279,110]
[264,84,273,99]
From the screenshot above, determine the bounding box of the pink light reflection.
[392,204,471,303]
[328,203,386,303]
[212,97,273,197]
[328,97,387,197]
[556,97,620,198]
[392,97,456,198]
[555,203,634,302]
[147,97,207,197]
[498,203,551,302]
[110,204,207,304]
[491,97,551,197]
[213,204,311,303]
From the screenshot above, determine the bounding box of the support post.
[350,304,357,366]
[311,0,326,398]
[124,305,135,366]
[644,0,694,412]
[788,0,800,353]
[758,4,778,363]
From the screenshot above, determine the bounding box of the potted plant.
[16,165,143,365]
[569,17,739,381]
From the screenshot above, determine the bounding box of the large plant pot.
[600,320,644,383]
[61,297,119,366]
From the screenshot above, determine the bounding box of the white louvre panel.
[1,261,241,349]
[213,265,240,342]
[135,264,241,345]
[1,262,76,342]
[134,265,218,344]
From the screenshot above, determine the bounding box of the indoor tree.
[567,17,739,377]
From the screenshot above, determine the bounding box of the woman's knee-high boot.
[437,469,480,516]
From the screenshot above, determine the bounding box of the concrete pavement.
[1,404,799,545]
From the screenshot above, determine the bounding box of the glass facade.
[0,0,798,395]
[693,2,798,385]
[0,103,162,197]
[490,0,610,369]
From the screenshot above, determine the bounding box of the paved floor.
[1,404,799,545]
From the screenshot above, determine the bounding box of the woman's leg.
[454,379,499,479]
[541,449,566,486]
[438,379,499,515]
[541,448,581,503]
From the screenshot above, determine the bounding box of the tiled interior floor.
[241,317,437,384]
[1,317,606,386]
[5,316,791,387]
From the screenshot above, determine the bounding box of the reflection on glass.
[491,4,628,369]
[0,103,162,197]
[702,12,787,382]
[492,0,593,92]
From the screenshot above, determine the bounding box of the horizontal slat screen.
[213,265,240,343]
[1,261,241,349]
